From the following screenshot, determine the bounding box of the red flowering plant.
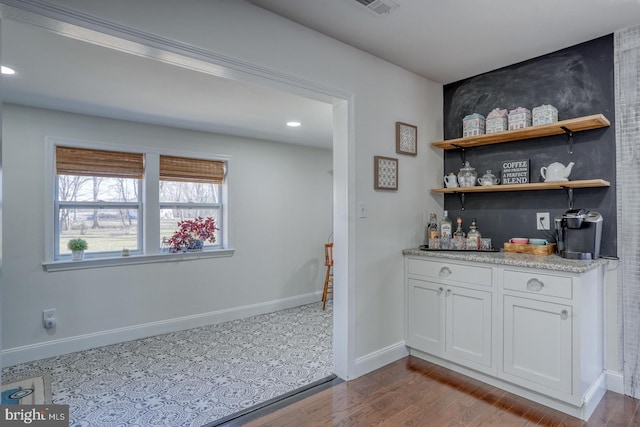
[167,216,219,252]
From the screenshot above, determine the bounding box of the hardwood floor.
[243,356,640,426]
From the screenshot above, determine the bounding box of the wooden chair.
[322,243,334,310]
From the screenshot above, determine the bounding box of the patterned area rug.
[1,302,333,426]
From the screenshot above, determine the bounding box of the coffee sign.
[502,159,530,184]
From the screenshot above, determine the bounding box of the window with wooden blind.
[55,146,143,259]
[51,143,227,262]
[159,155,223,250]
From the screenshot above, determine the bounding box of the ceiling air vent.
[354,0,399,15]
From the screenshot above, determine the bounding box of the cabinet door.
[407,278,444,355]
[444,285,493,371]
[502,295,573,395]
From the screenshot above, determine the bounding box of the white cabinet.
[406,278,443,355]
[499,267,603,408]
[502,295,573,396]
[445,284,493,371]
[404,254,605,420]
[406,258,494,375]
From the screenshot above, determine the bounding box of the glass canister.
[466,218,482,250]
[457,161,477,187]
[477,170,499,186]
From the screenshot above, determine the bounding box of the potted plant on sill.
[166,216,219,253]
[68,238,88,261]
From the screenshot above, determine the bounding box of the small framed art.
[396,122,417,156]
[374,156,398,190]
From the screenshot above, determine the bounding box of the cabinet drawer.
[503,270,572,299]
[407,258,492,287]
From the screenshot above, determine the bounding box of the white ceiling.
[249,0,640,84]
[1,19,335,149]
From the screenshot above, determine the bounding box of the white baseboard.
[353,341,409,379]
[605,369,624,394]
[2,291,322,367]
[583,371,607,421]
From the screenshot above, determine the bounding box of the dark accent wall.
[443,35,616,257]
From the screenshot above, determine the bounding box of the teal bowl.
[529,238,548,245]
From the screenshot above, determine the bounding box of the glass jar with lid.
[466,218,482,250]
[457,161,477,187]
[477,170,499,186]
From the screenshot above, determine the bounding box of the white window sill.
[43,249,235,272]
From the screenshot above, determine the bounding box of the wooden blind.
[56,146,144,179]
[159,155,225,184]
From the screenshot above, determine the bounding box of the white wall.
[1,104,332,363]
[1,0,444,373]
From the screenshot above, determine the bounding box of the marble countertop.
[402,248,609,273]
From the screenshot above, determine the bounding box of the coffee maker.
[554,209,603,260]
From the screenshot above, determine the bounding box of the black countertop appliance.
[554,209,603,260]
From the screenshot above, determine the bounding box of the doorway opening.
[0,6,352,425]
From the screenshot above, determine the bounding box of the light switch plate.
[358,202,367,218]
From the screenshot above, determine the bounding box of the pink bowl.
[509,238,529,244]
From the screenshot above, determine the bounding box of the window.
[51,143,228,264]
[159,155,224,249]
[55,146,143,259]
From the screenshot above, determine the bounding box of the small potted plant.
[68,238,88,261]
[167,216,219,252]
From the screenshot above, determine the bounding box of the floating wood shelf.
[431,179,610,194]
[431,179,611,193]
[432,179,610,210]
[431,114,610,150]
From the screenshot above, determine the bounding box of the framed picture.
[396,122,417,156]
[374,156,398,190]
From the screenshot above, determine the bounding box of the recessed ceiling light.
[1,65,16,75]
[286,121,302,127]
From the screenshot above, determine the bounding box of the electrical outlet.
[536,212,550,231]
[43,308,57,329]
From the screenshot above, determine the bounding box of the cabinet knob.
[446,289,452,296]
[526,278,545,292]
[439,266,452,277]
[560,310,569,320]
[437,287,444,295]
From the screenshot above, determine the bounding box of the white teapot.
[444,172,458,188]
[540,162,574,182]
